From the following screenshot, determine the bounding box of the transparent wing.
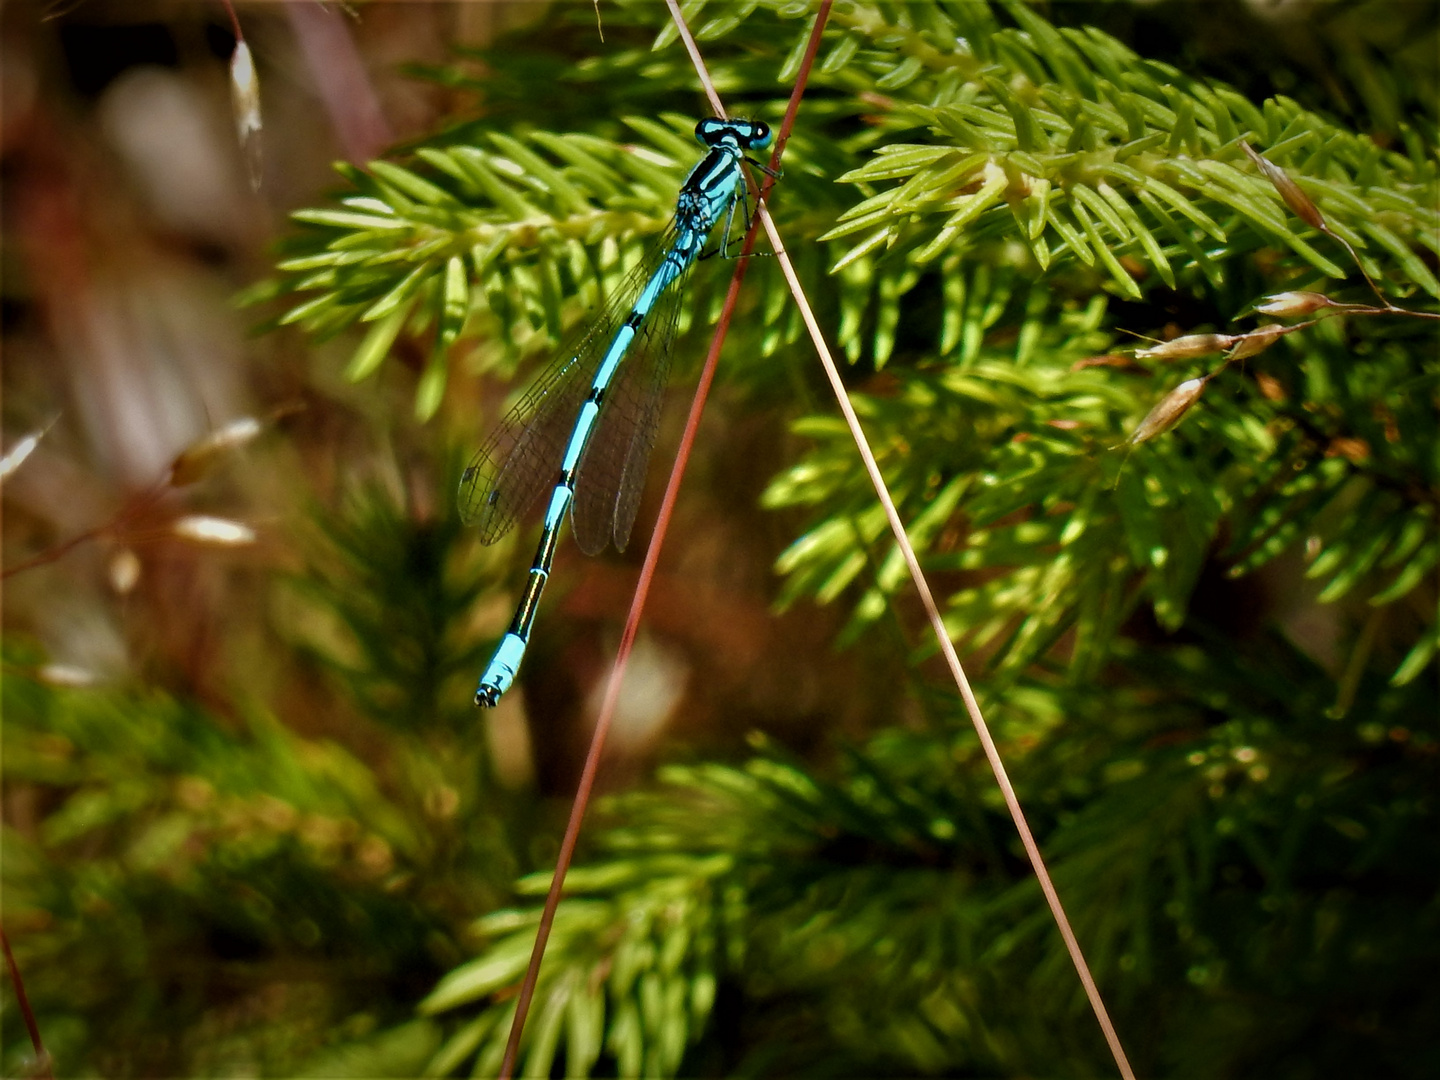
[570,266,686,556]
[458,231,679,544]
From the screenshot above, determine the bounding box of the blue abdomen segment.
[475,633,528,707]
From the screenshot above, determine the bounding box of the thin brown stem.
[677,5,1136,1076]
[1,480,169,580]
[755,202,1138,1080]
[1,927,54,1080]
[492,8,832,1078]
[219,0,241,41]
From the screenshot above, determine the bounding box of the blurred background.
[1,2,868,1074]
[6,0,506,731]
[1,0,875,780]
[3,1,1437,1078]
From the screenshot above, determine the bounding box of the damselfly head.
[695,117,772,151]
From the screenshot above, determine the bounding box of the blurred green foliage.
[5,1,1438,1078]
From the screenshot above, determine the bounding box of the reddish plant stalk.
[1,927,53,1080]
[493,7,833,1078]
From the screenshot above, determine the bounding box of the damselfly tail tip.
[475,686,500,708]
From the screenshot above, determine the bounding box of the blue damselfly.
[460,117,773,707]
